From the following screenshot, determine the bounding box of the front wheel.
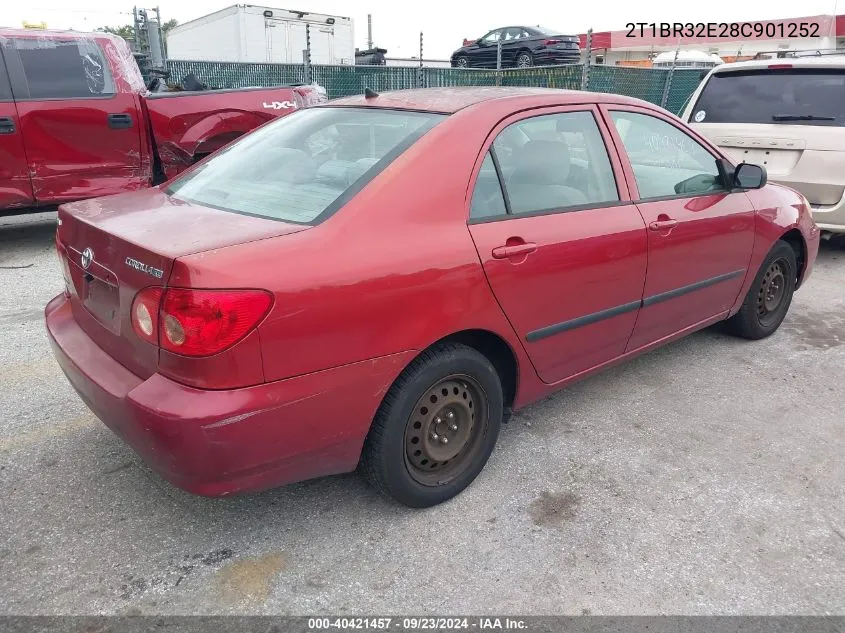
[724,240,797,339]
[454,56,470,68]
[360,343,503,508]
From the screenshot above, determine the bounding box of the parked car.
[0,28,327,215]
[46,87,819,508]
[683,56,845,233]
[451,26,580,68]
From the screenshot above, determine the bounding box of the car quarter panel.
[167,105,537,393]
[46,293,416,494]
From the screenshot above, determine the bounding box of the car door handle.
[108,113,133,129]
[0,117,15,134]
[649,218,679,231]
[492,242,537,259]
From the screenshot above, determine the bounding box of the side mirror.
[733,163,767,189]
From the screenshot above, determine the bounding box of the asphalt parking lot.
[1,211,843,615]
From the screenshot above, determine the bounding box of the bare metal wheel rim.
[516,54,532,68]
[757,258,788,325]
[403,374,489,486]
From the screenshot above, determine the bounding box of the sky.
[4,0,841,58]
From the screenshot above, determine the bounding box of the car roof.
[711,56,845,73]
[326,87,650,114]
[0,27,117,41]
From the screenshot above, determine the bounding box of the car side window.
[470,152,507,220]
[610,111,724,199]
[11,37,115,99]
[492,111,619,215]
[480,30,502,44]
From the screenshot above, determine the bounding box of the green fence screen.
[165,60,702,115]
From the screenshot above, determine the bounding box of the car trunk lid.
[56,188,308,378]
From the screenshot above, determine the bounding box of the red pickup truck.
[0,28,326,214]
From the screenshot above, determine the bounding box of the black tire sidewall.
[744,241,797,337]
[374,347,503,507]
[517,52,532,67]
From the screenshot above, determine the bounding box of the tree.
[96,19,176,42]
[96,24,135,40]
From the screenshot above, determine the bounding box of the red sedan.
[46,88,820,507]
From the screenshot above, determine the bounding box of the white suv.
[683,56,845,233]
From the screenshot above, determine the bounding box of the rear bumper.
[45,294,412,496]
[809,195,845,233]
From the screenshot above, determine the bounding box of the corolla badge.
[125,257,164,279]
[81,247,94,270]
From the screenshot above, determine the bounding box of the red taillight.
[131,287,273,357]
[768,63,793,69]
[544,39,562,45]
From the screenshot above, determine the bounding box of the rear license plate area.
[82,277,120,331]
[66,256,121,333]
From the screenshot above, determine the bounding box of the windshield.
[166,107,445,224]
[690,68,845,127]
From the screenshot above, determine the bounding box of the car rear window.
[690,68,845,126]
[166,107,445,224]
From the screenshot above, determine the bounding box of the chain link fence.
[165,60,703,115]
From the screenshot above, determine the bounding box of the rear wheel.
[515,51,534,68]
[360,343,503,507]
[724,240,797,339]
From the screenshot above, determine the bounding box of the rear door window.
[691,69,845,127]
[11,37,115,99]
[167,107,445,224]
[492,111,619,214]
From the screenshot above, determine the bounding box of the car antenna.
[364,87,379,99]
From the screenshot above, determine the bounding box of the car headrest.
[265,148,316,184]
[509,139,572,185]
[555,116,582,134]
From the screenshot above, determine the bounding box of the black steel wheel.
[725,240,797,340]
[360,343,503,508]
[403,375,488,486]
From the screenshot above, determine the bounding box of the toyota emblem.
[81,247,94,270]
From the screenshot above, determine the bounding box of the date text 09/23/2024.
[307,617,528,631]
[624,21,821,39]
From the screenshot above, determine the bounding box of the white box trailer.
[166,4,355,65]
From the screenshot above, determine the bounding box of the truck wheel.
[724,240,797,340]
[360,343,503,508]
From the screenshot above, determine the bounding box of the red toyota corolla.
[46,88,820,507]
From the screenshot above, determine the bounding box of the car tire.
[724,240,797,340]
[454,56,470,68]
[360,342,503,508]
[516,51,534,68]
